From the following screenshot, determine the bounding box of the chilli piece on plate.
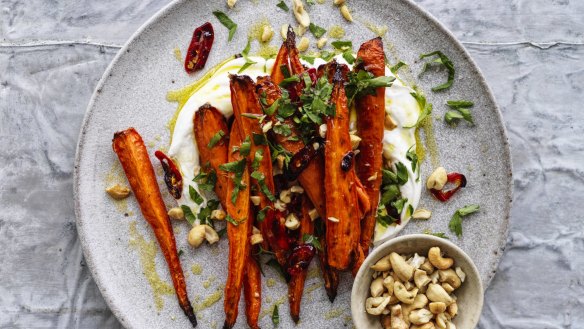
[185,22,214,74]
[112,128,197,327]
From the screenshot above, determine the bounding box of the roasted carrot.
[270,43,290,85]
[355,37,387,257]
[324,64,370,270]
[193,103,230,209]
[288,196,315,323]
[285,26,304,75]
[243,208,261,329]
[223,121,251,329]
[255,76,327,218]
[112,128,197,327]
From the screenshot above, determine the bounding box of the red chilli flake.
[430,172,467,202]
[184,22,214,74]
[154,150,183,199]
[287,244,316,276]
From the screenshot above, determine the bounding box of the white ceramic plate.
[74,0,511,327]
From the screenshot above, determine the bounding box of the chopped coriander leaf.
[395,162,409,185]
[219,159,247,204]
[241,38,252,57]
[251,171,276,201]
[391,197,408,214]
[287,136,300,142]
[276,93,296,118]
[276,0,289,11]
[280,65,291,78]
[376,205,397,227]
[225,214,241,226]
[268,140,292,168]
[272,304,280,326]
[449,204,480,237]
[309,23,327,38]
[306,0,316,5]
[406,145,419,174]
[197,199,220,225]
[380,184,400,205]
[346,70,395,106]
[342,50,355,64]
[257,206,272,222]
[207,130,225,148]
[251,149,264,171]
[263,99,279,116]
[252,133,268,145]
[241,113,265,120]
[457,108,474,125]
[390,61,407,74]
[423,229,449,239]
[447,100,474,109]
[407,204,414,217]
[302,233,322,250]
[382,169,398,184]
[419,50,455,91]
[193,170,217,191]
[239,137,251,157]
[212,11,237,42]
[404,91,432,128]
[445,110,464,126]
[331,40,352,50]
[238,58,257,73]
[181,205,197,225]
[178,249,184,256]
[279,75,301,87]
[189,185,204,205]
[273,123,292,136]
[217,228,227,238]
[300,55,316,65]
[320,50,335,61]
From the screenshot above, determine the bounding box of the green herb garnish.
[302,233,323,251]
[181,205,197,225]
[309,23,327,38]
[225,214,242,226]
[423,229,449,239]
[207,130,225,148]
[276,0,289,11]
[419,50,455,91]
[212,11,237,42]
[346,70,395,106]
[189,185,204,205]
[219,159,247,204]
[445,100,474,126]
[273,123,292,136]
[251,171,276,202]
[449,204,480,237]
[342,50,355,64]
[272,304,280,326]
[404,90,432,128]
[390,61,407,74]
[331,40,352,50]
[193,170,217,191]
[447,100,474,108]
[257,205,272,223]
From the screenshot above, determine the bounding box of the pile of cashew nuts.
[365,247,466,329]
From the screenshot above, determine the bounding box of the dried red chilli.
[184,22,214,74]
[286,244,316,276]
[430,172,467,202]
[154,150,183,199]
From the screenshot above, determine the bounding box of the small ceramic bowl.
[351,234,484,329]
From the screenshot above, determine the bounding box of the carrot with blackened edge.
[324,64,370,271]
[270,43,290,85]
[222,121,251,329]
[243,209,261,329]
[112,128,197,327]
[288,196,315,323]
[193,103,229,209]
[355,37,387,258]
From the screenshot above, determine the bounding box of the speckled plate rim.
[73,0,512,327]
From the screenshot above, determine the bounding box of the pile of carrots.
[112,27,388,328]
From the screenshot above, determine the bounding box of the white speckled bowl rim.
[351,234,484,329]
[74,0,512,327]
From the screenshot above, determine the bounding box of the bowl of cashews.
[352,234,484,329]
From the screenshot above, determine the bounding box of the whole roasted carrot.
[112,128,197,327]
[270,43,290,85]
[288,196,315,323]
[223,121,251,329]
[324,65,370,270]
[243,205,261,329]
[255,76,327,218]
[193,103,230,209]
[355,37,387,257]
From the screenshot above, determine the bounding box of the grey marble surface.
[0,0,582,328]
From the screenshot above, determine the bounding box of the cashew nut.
[297,37,310,52]
[187,225,206,247]
[250,233,264,245]
[203,225,219,244]
[366,296,391,315]
[390,305,408,329]
[446,322,457,329]
[382,276,395,296]
[455,267,466,283]
[441,283,455,294]
[106,184,131,200]
[350,134,362,150]
[426,283,453,305]
[281,24,289,40]
[414,269,432,289]
[250,195,261,206]
[429,270,440,284]
[290,185,304,194]
[308,208,319,221]
[227,0,237,8]
[285,213,300,230]
[339,4,353,22]
[390,252,414,282]
[317,37,328,49]
[280,189,292,203]
[261,25,274,43]
[435,313,449,329]
[429,302,447,314]
[447,302,458,317]
[211,209,226,221]
[409,308,433,325]
[292,0,310,27]
[402,293,429,320]
[426,167,447,190]
[167,207,184,220]
[412,208,432,220]
[420,259,435,274]
[428,247,454,270]
[370,277,385,297]
[394,281,417,304]
[412,324,436,329]
[319,124,327,138]
[381,314,392,329]
[439,269,462,289]
[333,0,344,5]
[408,253,427,269]
[371,254,392,272]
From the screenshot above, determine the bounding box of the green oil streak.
[193,286,224,312]
[328,25,345,39]
[128,221,174,311]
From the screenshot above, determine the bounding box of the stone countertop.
[1,0,582,328]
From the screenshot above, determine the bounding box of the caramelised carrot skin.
[317,233,339,303]
[193,103,230,209]
[243,210,261,329]
[230,74,289,265]
[288,196,315,323]
[112,128,197,328]
[223,121,251,329]
[285,26,304,75]
[324,65,369,271]
[255,76,327,218]
[270,43,290,85]
[355,37,387,256]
